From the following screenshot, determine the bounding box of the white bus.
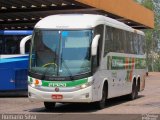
[28,14,146,110]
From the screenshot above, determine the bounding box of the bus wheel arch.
[95,79,108,109]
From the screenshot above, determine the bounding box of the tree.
[141,0,154,10]
[136,0,160,71]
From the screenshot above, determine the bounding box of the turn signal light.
[35,79,40,85]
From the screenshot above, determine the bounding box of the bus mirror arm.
[91,34,100,56]
[20,35,32,54]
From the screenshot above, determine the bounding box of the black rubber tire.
[135,84,138,98]
[128,81,138,100]
[146,72,149,76]
[44,102,56,110]
[95,86,107,109]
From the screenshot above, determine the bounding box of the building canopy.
[0,0,154,30]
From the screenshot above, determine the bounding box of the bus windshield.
[30,29,92,78]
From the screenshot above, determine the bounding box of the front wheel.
[44,102,56,110]
[95,86,107,109]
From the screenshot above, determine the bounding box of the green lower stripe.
[41,78,88,87]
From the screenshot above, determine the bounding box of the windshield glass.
[30,29,92,78]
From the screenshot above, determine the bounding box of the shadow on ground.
[28,95,144,113]
[0,90,27,98]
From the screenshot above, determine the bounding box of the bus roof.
[35,14,144,35]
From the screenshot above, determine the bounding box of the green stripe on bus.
[28,77,33,83]
[41,78,88,87]
[107,56,146,70]
[111,56,125,70]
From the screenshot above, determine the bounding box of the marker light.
[28,77,42,87]
[34,79,42,86]
[35,79,39,85]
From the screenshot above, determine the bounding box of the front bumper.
[28,85,93,103]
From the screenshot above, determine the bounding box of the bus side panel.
[0,64,15,90]
[0,56,29,91]
[14,60,28,90]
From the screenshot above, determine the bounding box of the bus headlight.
[77,81,93,89]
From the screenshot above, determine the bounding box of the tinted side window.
[25,40,31,54]
[112,28,119,52]
[0,35,29,54]
[92,25,104,72]
[124,31,132,53]
[4,36,22,54]
[139,35,145,54]
[133,34,139,54]
[104,26,113,55]
[0,36,3,54]
[119,30,125,53]
[94,25,104,64]
[130,32,135,54]
[104,26,145,55]
[104,26,125,54]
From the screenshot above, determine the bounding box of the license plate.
[51,94,63,99]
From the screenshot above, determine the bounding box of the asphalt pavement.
[0,72,160,120]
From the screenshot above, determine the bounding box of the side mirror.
[91,34,100,56]
[20,35,32,54]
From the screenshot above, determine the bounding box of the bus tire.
[95,86,107,109]
[146,72,148,76]
[128,80,138,100]
[44,102,55,110]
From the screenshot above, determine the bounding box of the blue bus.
[0,30,32,91]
